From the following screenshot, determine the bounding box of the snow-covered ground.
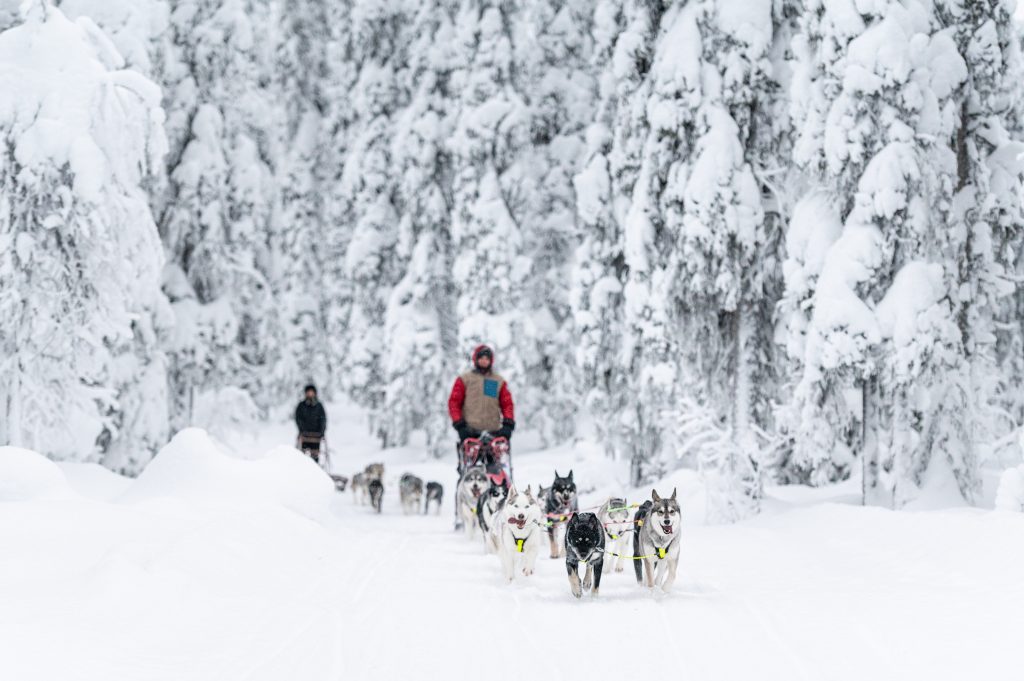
[2,403,1022,681]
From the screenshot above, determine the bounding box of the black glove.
[495,418,515,440]
[453,419,479,442]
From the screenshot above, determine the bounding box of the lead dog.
[633,489,681,592]
[564,512,605,598]
[544,471,578,559]
[400,473,424,515]
[456,465,489,538]
[597,497,633,573]
[496,485,542,582]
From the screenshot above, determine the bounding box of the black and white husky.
[477,476,509,553]
[495,485,542,582]
[544,471,578,559]
[598,497,633,573]
[399,474,424,515]
[424,481,443,515]
[633,489,681,592]
[564,512,605,598]
[456,465,489,538]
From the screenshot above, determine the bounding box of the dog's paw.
[522,567,533,577]
[582,574,593,590]
[615,565,624,573]
[571,586,582,599]
[591,588,599,598]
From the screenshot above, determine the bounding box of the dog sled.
[460,432,512,485]
[298,432,349,491]
[297,432,331,469]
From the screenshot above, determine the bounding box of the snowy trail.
[2,412,1023,681]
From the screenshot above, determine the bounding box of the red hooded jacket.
[448,345,514,425]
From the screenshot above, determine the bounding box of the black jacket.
[295,399,327,435]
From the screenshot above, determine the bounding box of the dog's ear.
[508,485,518,500]
[525,485,534,501]
[568,470,574,481]
[671,487,677,501]
[652,489,661,502]
[554,470,560,479]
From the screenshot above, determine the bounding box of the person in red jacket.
[448,345,515,442]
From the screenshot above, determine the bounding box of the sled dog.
[496,485,542,582]
[399,474,424,515]
[544,471,578,559]
[368,478,384,514]
[364,462,385,481]
[351,472,368,505]
[477,474,510,553]
[564,512,605,598]
[424,481,443,515]
[456,465,489,538]
[633,489,681,592]
[598,497,633,572]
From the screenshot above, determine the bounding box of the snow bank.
[0,447,76,502]
[122,428,335,522]
[57,462,133,501]
[995,464,1024,512]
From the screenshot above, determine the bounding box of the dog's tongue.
[663,524,673,534]
[507,517,526,529]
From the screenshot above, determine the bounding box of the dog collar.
[516,537,526,553]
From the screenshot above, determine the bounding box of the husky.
[598,497,633,573]
[364,462,385,481]
[400,473,424,515]
[633,489,681,592]
[495,485,542,582]
[477,472,510,553]
[456,465,489,538]
[544,470,578,559]
[351,472,368,505]
[424,481,443,515]
[564,512,605,598]
[368,478,384,513]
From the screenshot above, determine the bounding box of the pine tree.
[0,3,169,467]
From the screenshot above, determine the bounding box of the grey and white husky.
[495,485,543,582]
[399,473,424,515]
[598,496,633,573]
[350,472,368,505]
[456,465,489,538]
[633,489,681,592]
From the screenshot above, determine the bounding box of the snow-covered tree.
[0,3,168,468]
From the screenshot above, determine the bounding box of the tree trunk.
[861,375,880,506]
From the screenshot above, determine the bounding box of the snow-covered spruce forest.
[2,0,1024,516]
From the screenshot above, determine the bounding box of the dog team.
[456,463,681,597]
[344,459,679,597]
[348,462,445,516]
